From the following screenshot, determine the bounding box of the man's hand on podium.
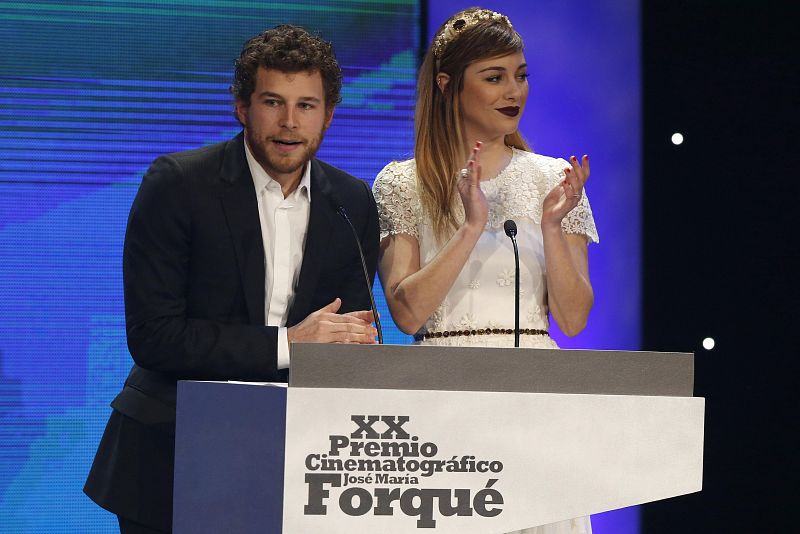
[287,298,378,344]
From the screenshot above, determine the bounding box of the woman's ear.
[436,73,451,94]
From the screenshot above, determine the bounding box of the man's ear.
[436,73,451,94]
[234,99,249,126]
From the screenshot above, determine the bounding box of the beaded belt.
[414,328,548,342]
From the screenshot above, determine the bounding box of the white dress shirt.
[244,140,311,369]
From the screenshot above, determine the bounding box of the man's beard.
[245,127,325,177]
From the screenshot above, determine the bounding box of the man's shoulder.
[313,158,361,183]
[142,135,243,190]
[312,158,371,197]
[162,138,232,168]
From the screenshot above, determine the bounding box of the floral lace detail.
[373,151,598,244]
[526,303,543,322]
[454,313,477,330]
[481,149,599,243]
[526,304,549,330]
[468,279,480,290]
[428,299,448,331]
[373,160,421,242]
[497,268,515,287]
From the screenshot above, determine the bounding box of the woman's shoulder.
[507,150,570,191]
[372,159,422,239]
[513,149,568,175]
[373,158,418,194]
[375,158,416,180]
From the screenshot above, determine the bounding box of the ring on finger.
[459,168,469,178]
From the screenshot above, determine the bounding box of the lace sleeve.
[372,160,420,242]
[548,157,600,244]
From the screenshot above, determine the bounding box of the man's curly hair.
[231,25,342,109]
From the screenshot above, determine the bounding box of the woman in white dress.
[372,7,599,534]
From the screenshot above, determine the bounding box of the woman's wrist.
[460,219,485,240]
[541,219,564,237]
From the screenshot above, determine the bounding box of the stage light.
[702,337,715,350]
[671,132,684,145]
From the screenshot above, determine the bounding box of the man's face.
[236,67,333,184]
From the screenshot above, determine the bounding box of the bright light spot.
[671,132,684,145]
[702,337,715,350]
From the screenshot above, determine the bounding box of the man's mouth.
[271,138,304,153]
[497,107,520,117]
[272,139,303,146]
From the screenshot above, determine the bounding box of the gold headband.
[432,9,513,59]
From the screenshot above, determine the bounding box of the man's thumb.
[322,297,342,313]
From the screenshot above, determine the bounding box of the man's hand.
[287,298,377,344]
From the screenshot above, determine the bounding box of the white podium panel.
[282,387,704,533]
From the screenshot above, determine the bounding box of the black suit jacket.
[84,133,379,531]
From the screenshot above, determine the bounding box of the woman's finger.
[564,167,581,197]
[473,141,482,160]
[458,142,481,188]
[568,156,585,188]
[470,160,481,186]
[464,141,481,169]
[581,154,590,182]
[563,172,581,203]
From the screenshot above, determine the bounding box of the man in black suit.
[84,25,379,533]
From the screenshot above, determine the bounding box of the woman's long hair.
[416,8,529,242]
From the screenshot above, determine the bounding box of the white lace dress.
[373,148,599,534]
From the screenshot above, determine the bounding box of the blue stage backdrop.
[427,2,641,533]
[0,1,639,532]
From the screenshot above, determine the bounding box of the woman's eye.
[486,75,501,83]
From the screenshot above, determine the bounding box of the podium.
[173,344,704,533]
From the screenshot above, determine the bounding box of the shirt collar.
[244,136,311,201]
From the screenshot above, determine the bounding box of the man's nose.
[280,106,297,129]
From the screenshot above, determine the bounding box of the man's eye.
[517,73,529,81]
[299,103,314,110]
[264,99,279,107]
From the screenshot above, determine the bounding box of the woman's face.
[458,51,528,142]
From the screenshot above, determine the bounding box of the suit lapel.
[219,133,266,326]
[287,159,336,326]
